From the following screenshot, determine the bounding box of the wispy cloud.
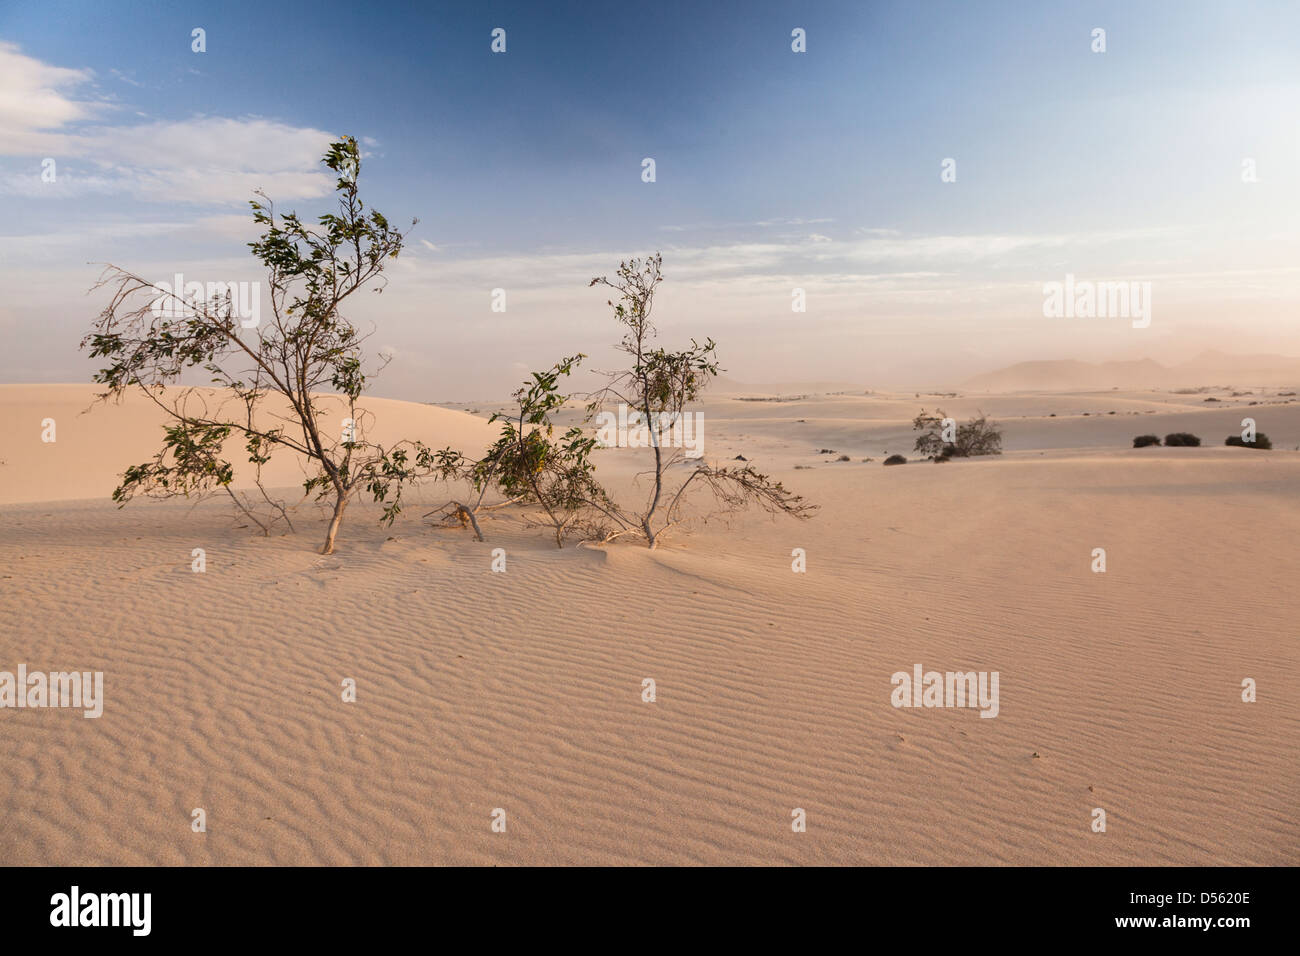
[108,68,145,88]
[660,216,836,233]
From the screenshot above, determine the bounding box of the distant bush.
[1133,434,1161,448]
[1164,433,1201,447]
[836,454,851,461]
[1226,433,1272,450]
[883,454,907,466]
[912,408,1003,458]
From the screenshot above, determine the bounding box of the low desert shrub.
[1164,432,1201,447]
[884,454,907,466]
[1226,433,1272,449]
[1133,434,1161,448]
[913,409,1002,458]
[436,355,602,547]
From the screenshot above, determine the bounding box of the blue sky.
[2,0,1298,398]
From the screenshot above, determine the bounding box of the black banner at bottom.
[0,865,1280,942]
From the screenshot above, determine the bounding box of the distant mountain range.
[961,352,1300,391]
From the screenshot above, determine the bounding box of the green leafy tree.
[82,136,437,553]
[585,254,816,547]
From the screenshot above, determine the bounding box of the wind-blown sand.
[1,384,1297,864]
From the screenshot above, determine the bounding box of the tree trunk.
[321,491,348,554]
[642,423,664,549]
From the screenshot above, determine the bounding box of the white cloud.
[0,41,104,139]
[0,43,336,203]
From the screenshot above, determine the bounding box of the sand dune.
[0,384,499,506]
[1,383,1296,864]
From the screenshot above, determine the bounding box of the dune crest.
[0,384,498,506]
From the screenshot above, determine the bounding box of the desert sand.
[1,382,1297,865]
